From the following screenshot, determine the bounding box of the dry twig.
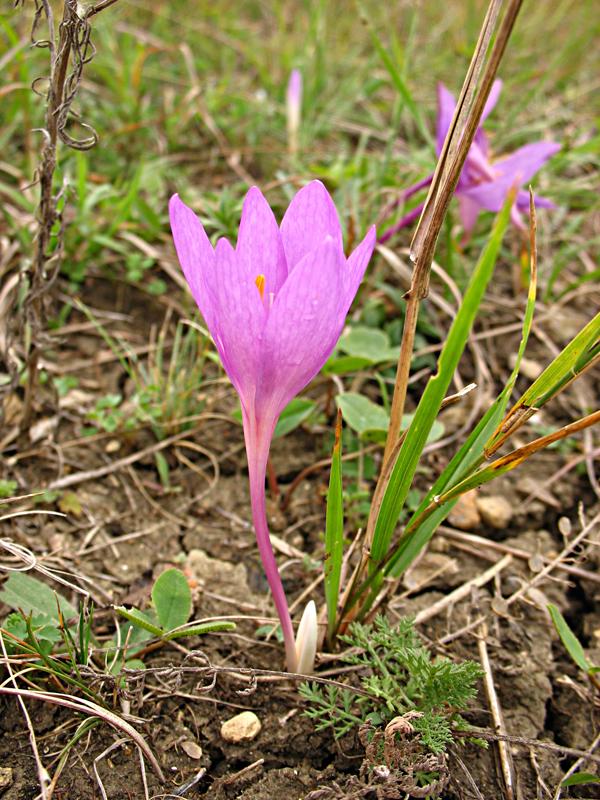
[17,0,120,427]
[478,622,517,800]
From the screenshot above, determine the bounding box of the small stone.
[220,711,262,743]
[0,767,13,792]
[180,740,202,760]
[186,549,259,605]
[476,495,513,530]
[29,416,57,443]
[447,491,481,531]
[403,552,458,590]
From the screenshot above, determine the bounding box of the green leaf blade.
[336,393,389,440]
[547,603,591,674]
[162,620,236,640]
[561,772,600,787]
[273,398,316,438]
[114,606,163,637]
[152,568,192,631]
[0,573,77,623]
[324,416,344,641]
[372,197,512,571]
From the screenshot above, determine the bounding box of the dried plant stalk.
[18,0,119,428]
[384,0,523,463]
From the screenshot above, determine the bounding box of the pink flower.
[170,181,376,670]
[380,80,560,242]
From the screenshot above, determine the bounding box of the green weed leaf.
[337,326,399,363]
[561,772,600,787]
[152,568,192,631]
[114,607,163,637]
[161,620,236,640]
[547,603,591,674]
[337,393,389,440]
[0,573,77,623]
[274,398,316,438]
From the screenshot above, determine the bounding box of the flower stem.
[378,200,426,244]
[244,415,298,672]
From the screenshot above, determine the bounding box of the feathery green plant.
[300,616,482,754]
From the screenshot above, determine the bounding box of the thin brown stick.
[439,526,600,586]
[505,510,600,608]
[413,554,512,626]
[470,730,600,767]
[553,731,600,800]
[410,0,522,277]
[20,0,119,428]
[352,0,524,621]
[379,0,520,457]
[382,298,419,466]
[46,426,202,491]
[478,622,516,800]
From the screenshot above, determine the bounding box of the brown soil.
[1,275,599,800]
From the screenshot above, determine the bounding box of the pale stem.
[245,417,298,672]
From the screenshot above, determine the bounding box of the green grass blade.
[486,311,600,453]
[162,620,236,640]
[432,409,600,502]
[385,398,508,578]
[357,2,433,148]
[370,196,512,572]
[114,607,163,637]
[547,603,591,674]
[324,413,344,642]
[385,207,538,578]
[562,773,600,788]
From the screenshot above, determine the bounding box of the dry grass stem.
[20,0,120,426]
[439,526,600,585]
[552,731,600,800]
[478,622,516,800]
[505,510,600,608]
[413,554,512,626]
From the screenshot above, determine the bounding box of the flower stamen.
[255,273,266,300]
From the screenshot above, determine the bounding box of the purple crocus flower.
[379,80,560,243]
[169,181,376,671]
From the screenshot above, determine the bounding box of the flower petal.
[280,180,343,270]
[493,141,561,186]
[459,141,560,213]
[516,189,555,210]
[481,79,502,123]
[457,195,480,237]
[256,237,346,419]
[344,225,376,304]
[295,600,317,675]
[436,83,456,155]
[211,238,266,405]
[236,186,288,294]
[169,194,216,327]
